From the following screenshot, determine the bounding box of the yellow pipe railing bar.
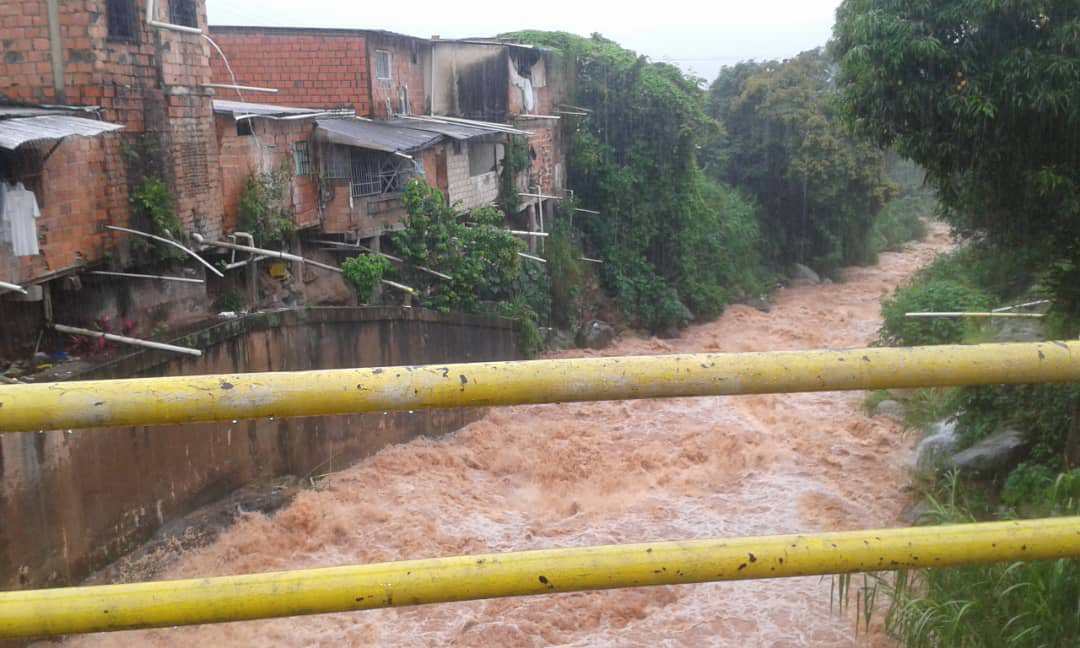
[1,341,1079,432]
[1,518,1078,638]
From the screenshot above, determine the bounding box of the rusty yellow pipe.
[1,341,1079,432]
[1,517,1077,638]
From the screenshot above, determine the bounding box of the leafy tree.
[708,49,895,276]
[831,0,1080,324]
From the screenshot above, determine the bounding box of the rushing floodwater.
[70,225,953,647]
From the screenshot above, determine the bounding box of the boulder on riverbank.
[947,428,1029,477]
[576,320,616,350]
[790,263,821,286]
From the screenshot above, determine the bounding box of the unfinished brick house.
[0,0,225,355]
[207,27,569,237]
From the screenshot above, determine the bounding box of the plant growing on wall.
[341,254,392,303]
[498,135,530,215]
[130,176,186,262]
[239,164,295,246]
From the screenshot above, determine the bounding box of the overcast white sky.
[206,0,842,82]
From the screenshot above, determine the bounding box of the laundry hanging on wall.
[1,181,41,256]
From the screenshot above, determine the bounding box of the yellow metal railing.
[2,518,1078,639]
[2,341,1078,638]
[1,341,1078,432]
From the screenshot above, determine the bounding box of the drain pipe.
[52,324,202,357]
[145,0,202,34]
[0,281,28,295]
[106,226,223,278]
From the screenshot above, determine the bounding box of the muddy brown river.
[71,225,952,647]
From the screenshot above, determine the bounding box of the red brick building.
[0,0,224,354]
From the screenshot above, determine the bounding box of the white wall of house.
[446,140,502,210]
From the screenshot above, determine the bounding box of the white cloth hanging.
[1,181,40,256]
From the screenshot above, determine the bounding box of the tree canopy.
[708,49,895,275]
[831,0,1080,322]
[831,1,1080,244]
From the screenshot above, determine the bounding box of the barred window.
[107,0,137,41]
[375,50,392,81]
[170,0,198,28]
[349,149,411,199]
[292,141,311,176]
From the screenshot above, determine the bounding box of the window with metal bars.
[319,146,414,199]
[106,0,138,41]
[375,50,392,81]
[349,149,411,199]
[170,0,198,28]
[292,142,311,176]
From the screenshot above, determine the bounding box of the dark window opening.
[107,0,138,41]
[170,0,198,28]
[236,119,253,137]
[469,142,497,177]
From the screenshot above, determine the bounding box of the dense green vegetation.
[505,31,771,332]
[877,473,1080,648]
[341,254,391,303]
[500,33,927,334]
[708,49,895,275]
[834,3,1080,644]
[832,0,1080,330]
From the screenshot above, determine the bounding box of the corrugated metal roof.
[316,118,442,153]
[212,100,326,119]
[387,118,509,141]
[0,115,124,150]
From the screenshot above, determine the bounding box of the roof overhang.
[212,100,346,121]
[387,117,517,141]
[0,114,124,150]
[315,118,443,154]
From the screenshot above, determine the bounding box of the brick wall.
[366,32,428,119]
[208,27,370,115]
[446,140,501,211]
[215,114,320,233]
[1,0,223,279]
[8,136,112,283]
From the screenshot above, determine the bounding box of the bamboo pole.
[51,324,202,357]
[312,240,451,281]
[1,341,1079,433]
[993,300,1052,313]
[1,518,1076,639]
[87,271,204,285]
[906,312,1045,319]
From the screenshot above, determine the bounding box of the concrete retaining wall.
[0,307,518,590]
